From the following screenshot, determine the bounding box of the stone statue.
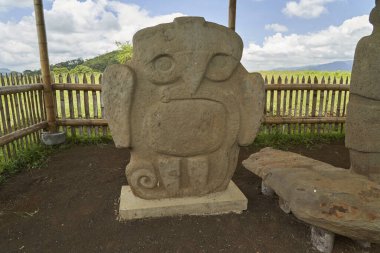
[103,17,265,199]
[346,0,380,184]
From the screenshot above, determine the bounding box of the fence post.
[229,0,237,31]
[33,0,57,133]
[34,0,65,145]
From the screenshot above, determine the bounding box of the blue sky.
[0,0,376,71]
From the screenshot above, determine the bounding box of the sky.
[0,0,376,72]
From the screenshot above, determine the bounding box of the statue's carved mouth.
[144,99,227,157]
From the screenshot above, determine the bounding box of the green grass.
[258,71,351,118]
[259,70,351,83]
[53,73,103,121]
[0,144,54,184]
[252,132,345,150]
[53,71,351,120]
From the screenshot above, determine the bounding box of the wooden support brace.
[0,84,44,95]
[0,121,48,146]
[56,119,108,126]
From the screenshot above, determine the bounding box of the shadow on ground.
[0,140,378,253]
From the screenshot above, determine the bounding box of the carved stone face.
[103,17,265,199]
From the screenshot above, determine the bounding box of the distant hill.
[82,50,119,72]
[273,60,353,71]
[52,50,119,72]
[0,68,11,74]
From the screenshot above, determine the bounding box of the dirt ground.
[0,140,379,253]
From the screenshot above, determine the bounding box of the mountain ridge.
[272,60,353,71]
[0,68,11,74]
[2,58,353,75]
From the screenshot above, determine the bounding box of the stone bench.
[243,148,380,253]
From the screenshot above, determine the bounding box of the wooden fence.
[0,74,46,161]
[0,73,350,161]
[262,75,350,134]
[52,74,107,137]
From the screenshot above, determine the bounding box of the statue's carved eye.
[205,54,239,82]
[145,54,180,84]
[154,55,174,72]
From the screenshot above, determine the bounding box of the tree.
[116,41,133,64]
[23,70,33,75]
[70,65,94,75]
[53,58,84,70]
[9,71,20,75]
[52,67,69,75]
[82,50,119,72]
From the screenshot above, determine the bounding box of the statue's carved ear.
[103,64,136,148]
[238,72,265,146]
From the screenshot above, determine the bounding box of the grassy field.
[259,70,351,83]
[54,71,351,117]
[1,71,352,130]
[257,71,351,118]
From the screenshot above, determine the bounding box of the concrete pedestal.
[119,181,247,221]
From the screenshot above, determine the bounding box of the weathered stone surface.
[278,197,291,214]
[346,1,380,184]
[349,1,380,100]
[242,148,380,243]
[356,240,371,251]
[261,181,275,196]
[118,181,247,221]
[311,226,335,253]
[103,17,265,199]
[346,96,380,153]
[350,149,380,184]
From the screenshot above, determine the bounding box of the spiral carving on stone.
[130,168,158,189]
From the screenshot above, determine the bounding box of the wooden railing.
[51,74,107,137]
[0,73,350,161]
[0,74,46,160]
[262,75,350,134]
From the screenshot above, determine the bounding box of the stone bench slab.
[242,147,380,243]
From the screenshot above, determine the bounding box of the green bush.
[116,41,133,64]
[82,51,119,72]
[52,67,69,75]
[70,65,95,75]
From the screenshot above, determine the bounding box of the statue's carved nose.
[181,53,210,96]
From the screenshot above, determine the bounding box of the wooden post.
[229,0,237,31]
[34,0,57,133]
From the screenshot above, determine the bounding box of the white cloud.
[0,0,32,12]
[283,0,336,19]
[0,0,184,71]
[1,0,373,73]
[265,23,288,33]
[242,15,372,71]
